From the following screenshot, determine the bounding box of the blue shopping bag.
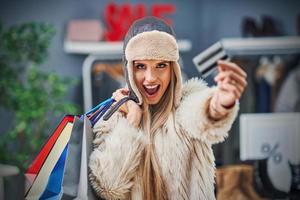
[39,145,68,199]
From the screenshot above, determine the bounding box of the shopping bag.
[26,116,87,200]
[39,144,69,200]
[38,117,84,200]
[25,117,74,199]
[61,117,84,199]
[74,116,96,200]
[25,115,75,187]
[24,97,116,200]
[25,116,97,200]
[61,97,114,199]
[52,116,98,200]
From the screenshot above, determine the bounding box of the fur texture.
[89,113,146,199]
[89,78,239,200]
[125,31,179,62]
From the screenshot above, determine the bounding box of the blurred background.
[0,0,300,199]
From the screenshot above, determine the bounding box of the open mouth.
[143,85,160,96]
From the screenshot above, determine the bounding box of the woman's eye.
[157,63,168,68]
[135,64,145,69]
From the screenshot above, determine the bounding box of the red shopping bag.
[25,116,74,199]
[25,115,74,190]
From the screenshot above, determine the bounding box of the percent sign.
[261,143,282,164]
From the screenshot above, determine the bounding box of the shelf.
[64,39,192,55]
[221,36,300,55]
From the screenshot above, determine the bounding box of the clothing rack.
[82,54,121,112]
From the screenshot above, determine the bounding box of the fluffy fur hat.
[123,16,183,107]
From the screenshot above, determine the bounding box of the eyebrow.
[158,61,170,64]
[133,61,170,65]
[133,61,145,65]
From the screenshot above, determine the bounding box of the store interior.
[0,0,300,199]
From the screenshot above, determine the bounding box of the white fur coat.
[89,78,239,200]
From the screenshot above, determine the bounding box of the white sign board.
[240,113,300,192]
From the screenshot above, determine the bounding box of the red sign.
[104,3,175,41]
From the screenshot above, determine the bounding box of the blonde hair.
[140,63,176,200]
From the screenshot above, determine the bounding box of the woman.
[89,16,247,200]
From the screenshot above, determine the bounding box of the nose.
[145,68,157,83]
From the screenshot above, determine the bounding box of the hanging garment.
[274,65,300,112]
[255,56,285,112]
[92,62,125,106]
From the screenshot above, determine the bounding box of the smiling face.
[133,60,171,105]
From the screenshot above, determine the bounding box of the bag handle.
[102,96,131,121]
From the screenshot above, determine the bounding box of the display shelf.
[221,36,300,55]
